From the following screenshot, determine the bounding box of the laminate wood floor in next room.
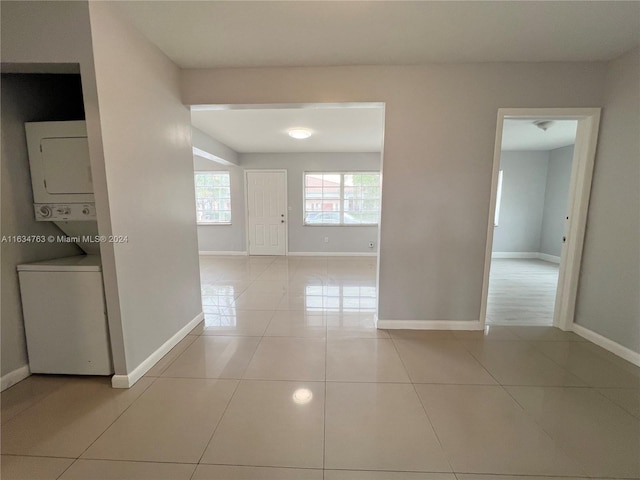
[2,255,639,480]
[487,258,560,326]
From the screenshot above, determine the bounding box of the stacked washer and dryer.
[18,121,113,375]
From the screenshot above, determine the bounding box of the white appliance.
[25,120,96,221]
[17,255,113,375]
[26,120,99,254]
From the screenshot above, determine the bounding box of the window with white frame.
[304,172,381,225]
[194,171,231,224]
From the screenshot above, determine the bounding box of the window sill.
[303,224,378,227]
[197,223,232,226]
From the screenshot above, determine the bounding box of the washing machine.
[17,255,113,375]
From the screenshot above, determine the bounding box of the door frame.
[244,169,289,256]
[479,107,601,331]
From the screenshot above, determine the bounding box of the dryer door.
[41,136,93,194]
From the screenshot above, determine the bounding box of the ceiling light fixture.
[533,120,555,132]
[288,128,312,139]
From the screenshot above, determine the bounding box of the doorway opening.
[188,102,385,258]
[188,102,385,331]
[480,108,601,331]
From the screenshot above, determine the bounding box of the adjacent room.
[488,119,577,325]
[190,103,384,333]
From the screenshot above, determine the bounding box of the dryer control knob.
[39,205,52,218]
[82,207,91,215]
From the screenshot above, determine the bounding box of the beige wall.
[182,63,606,322]
[575,47,640,353]
[88,2,202,372]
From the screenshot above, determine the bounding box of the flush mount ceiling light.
[287,128,312,139]
[533,120,555,132]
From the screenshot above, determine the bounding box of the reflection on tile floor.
[2,255,639,479]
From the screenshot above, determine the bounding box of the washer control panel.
[34,203,96,221]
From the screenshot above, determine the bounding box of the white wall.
[575,47,640,353]
[1,74,85,381]
[182,63,606,323]
[492,151,549,253]
[88,2,202,373]
[540,145,574,257]
[195,152,381,254]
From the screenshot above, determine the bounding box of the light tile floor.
[2,255,639,479]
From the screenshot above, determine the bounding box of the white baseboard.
[1,365,31,392]
[111,312,204,388]
[492,252,561,264]
[289,252,377,257]
[376,318,483,331]
[571,323,640,367]
[537,253,561,264]
[199,251,247,256]
[492,252,539,259]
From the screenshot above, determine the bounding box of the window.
[304,172,381,225]
[194,171,231,224]
[494,170,503,227]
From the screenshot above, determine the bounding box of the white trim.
[572,323,640,367]
[191,102,385,112]
[289,251,377,257]
[193,147,235,166]
[555,111,601,331]
[491,252,539,259]
[1,365,31,392]
[537,253,561,264]
[111,312,204,388]
[480,108,601,333]
[491,252,561,264]
[376,319,483,331]
[199,251,247,256]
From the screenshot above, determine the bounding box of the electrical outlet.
[368,241,375,248]
[324,237,329,243]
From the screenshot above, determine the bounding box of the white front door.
[246,171,287,255]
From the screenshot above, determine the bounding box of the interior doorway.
[480,108,601,331]
[488,119,577,325]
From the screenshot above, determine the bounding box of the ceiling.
[191,105,385,153]
[501,119,578,151]
[114,1,639,69]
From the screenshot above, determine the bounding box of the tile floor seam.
[54,457,77,480]
[0,453,77,460]
[194,377,243,466]
[595,388,640,420]
[0,381,68,428]
[499,384,593,478]
[194,323,267,465]
[449,340,503,387]
[526,341,603,387]
[387,334,455,475]
[74,375,159,461]
[323,316,328,479]
[461,346,541,388]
